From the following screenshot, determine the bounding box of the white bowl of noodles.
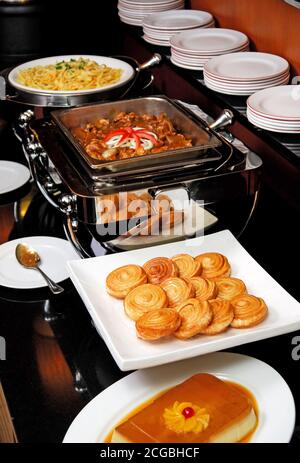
[8,55,135,96]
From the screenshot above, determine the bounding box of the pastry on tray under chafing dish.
[160,277,195,308]
[188,276,217,302]
[201,299,234,336]
[143,257,178,285]
[195,252,231,280]
[106,264,147,299]
[136,308,181,341]
[124,284,168,321]
[231,294,268,329]
[215,277,247,301]
[171,254,202,279]
[72,112,193,161]
[174,299,212,340]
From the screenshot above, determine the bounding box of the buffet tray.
[51,96,223,179]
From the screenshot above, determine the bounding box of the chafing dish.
[14,96,263,257]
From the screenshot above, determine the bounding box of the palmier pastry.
[172,254,202,279]
[124,284,167,321]
[231,294,268,329]
[143,257,178,285]
[174,299,212,340]
[201,299,234,335]
[160,277,195,308]
[215,277,247,301]
[189,277,217,302]
[136,308,181,341]
[106,265,147,299]
[195,253,231,280]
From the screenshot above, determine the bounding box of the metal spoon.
[15,243,64,294]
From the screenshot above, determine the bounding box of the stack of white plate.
[247,85,300,133]
[170,28,249,70]
[142,10,215,46]
[204,52,290,96]
[118,0,184,27]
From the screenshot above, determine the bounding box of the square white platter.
[67,230,300,371]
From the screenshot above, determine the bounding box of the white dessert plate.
[67,229,300,371]
[170,29,249,54]
[204,71,290,88]
[9,55,134,96]
[205,77,290,96]
[0,236,79,289]
[247,85,300,120]
[63,352,296,443]
[143,10,213,30]
[204,52,290,81]
[0,161,30,195]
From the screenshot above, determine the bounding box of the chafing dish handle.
[15,110,66,210]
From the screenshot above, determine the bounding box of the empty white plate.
[248,85,300,120]
[0,161,30,195]
[143,10,213,30]
[170,28,249,54]
[0,236,79,289]
[204,52,290,81]
[63,352,296,443]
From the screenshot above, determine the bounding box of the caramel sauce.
[104,379,258,444]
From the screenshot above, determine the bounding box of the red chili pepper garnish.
[104,129,128,144]
[135,130,158,145]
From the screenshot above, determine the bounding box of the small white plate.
[63,352,296,443]
[0,161,30,195]
[9,55,135,96]
[67,230,300,371]
[0,236,79,289]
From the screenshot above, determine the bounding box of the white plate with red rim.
[204,52,290,82]
[63,352,296,443]
[170,28,249,54]
[8,55,135,96]
[67,229,300,371]
[247,85,300,120]
[142,10,214,30]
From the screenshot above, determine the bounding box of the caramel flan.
[110,374,257,443]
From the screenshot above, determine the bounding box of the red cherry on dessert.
[182,407,195,419]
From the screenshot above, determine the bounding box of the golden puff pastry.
[231,294,268,329]
[124,284,168,321]
[189,277,217,302]
[106,265,147,299]
[143,257,178,285]
[195,253,231,280]
[136,308,181,341]
[160,277,195,308]
[124,283,168,321]
[201,299,234,335]
[174,299,212,340]
[171,254,202,279]
[215,277,247,301]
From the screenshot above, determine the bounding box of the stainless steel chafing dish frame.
[51,96,222,177]
[14,102,262,258]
